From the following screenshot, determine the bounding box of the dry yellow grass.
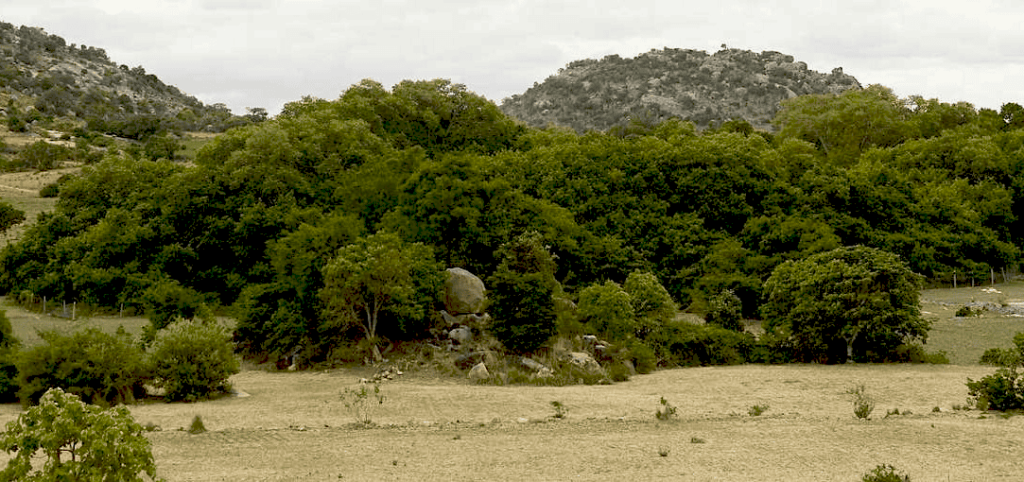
[1,365,1013,481]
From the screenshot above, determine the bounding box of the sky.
[4,1,1023,116]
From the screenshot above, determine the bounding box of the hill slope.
[0,22,253,136]
[500,47,861,132]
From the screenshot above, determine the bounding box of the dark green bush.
[654,320,755,367]
[862,464,910,482]
[38,182,60,198]
[149,319,239,402]
[16,328,148,406]
[967,332,1024,411]
[0,309,19,402]
[141,279,208,330]
[704,289,743,331]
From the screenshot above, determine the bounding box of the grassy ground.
[921,281,1024,365]
[0,297,150,345]
[0,167,69,246]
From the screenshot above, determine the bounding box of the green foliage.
[488,232,559,354]
[0,309,19,402]
[16,328,147,406]
[967,332,1024,411]
[578,281,636,342]
[341,381,386,426]
[188,415,207,434]
[861,464,911,482]
[623,270,677,338]
[955,305,981,317]
[142,279,208,330]
[748,404,769,416]
[550,400,568,419]
[320,231,442,342]
[762,246,927,363]
[0,388,161,482]
[0,201,25,235]
[653,320,755,367]
[704,289,743,331]
[148,319,240,402]
[848,384,876,419]
[655,396,677,421]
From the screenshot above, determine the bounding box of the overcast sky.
[4,1,1023,116]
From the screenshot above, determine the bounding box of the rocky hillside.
[500,48,861,132]
[0,22,254,136]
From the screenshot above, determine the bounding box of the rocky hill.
[0,22,254,137]
[500,48,861,132]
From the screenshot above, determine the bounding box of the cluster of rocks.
[440,267,620,382]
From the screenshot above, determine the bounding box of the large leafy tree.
[0,388,161,482]
[320,231,442,343]
[487,231,560,354]
[761,246,928,363]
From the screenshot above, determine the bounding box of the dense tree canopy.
[1,77,1022,364]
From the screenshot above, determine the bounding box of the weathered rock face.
[566,352,603,375]
[444,268,487,314]
[468,362,489,381]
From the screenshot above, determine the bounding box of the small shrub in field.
[149,319,240,402]
[655,396,677,421]
[341,381,386,426]
[847,385,875,420]
[748,404,769,416]
[550,401,568,419]
[0,388,161,481]
[188,415,206,434]
[955,306,979,317]
[17,328,147,406]
[38,182,60,198]
[690,436,706,444]
[861,464,910,482]
[657,446,670,457]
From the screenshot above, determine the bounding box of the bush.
[487,232,559,354]
[578,280,636,341]
[704,289,743,331]
[0,309,19,402]
[16,328,147,406]
[142,279,208,330]
[38,181,60,198]
[0,388,161,481]
[149,319,240,402]
[862,464,910,482]
[967,332,1024,411]
[653,320,755,367]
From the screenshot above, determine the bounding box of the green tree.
[0,201,25,236]
[622,270,676,338]
[774,85,916,164]
[0,388,162,482]
[761,246,928,363]
[320,231,441,343]
[578,281,636,341]
[705,289,743,331]
[487,231,559,354]
[16,328,148,406]
[149,319,239,402]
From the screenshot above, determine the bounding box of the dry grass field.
[1,283,1024,480]
[0,167,67,246]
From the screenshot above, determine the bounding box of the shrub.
[141,279,208,330]
[967,332,1024,411]
[655,396,677,421]
[488,232,559,354]
[148,319,240,402]
[0,388,161,481]
[955,305,980,317]
[16,328,147,406]
[861,464,910,482]
[578,281,636,341]
[704,289,743,331]
[848,384,875,420]
[0,309,19,402]
[38,181,60,198]
[188,415,207,434]
[653,320,755,367]
[341,381,386,426]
